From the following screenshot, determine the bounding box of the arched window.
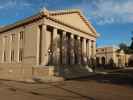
[101,57,106,65]
[96,57,100,65]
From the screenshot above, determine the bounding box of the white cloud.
[22,2,32,7]
[0,0,32,10]
[91,0,133,25]
[0,1,16,9]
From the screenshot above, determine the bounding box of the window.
[11,34,15,41]
[19,48,23,62]
[4,51,6,62]
[101,57,106,65]
[20,31,24,40]
[11,50,14,62]
[102,49,104,51]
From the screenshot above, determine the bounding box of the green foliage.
[118,43,133,54]
[118,32,133,54]
[108,58,116,68]
[119,43,128,50]
[130,38,133,51]
[129,32,133,53]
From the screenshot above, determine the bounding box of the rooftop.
[0,8,99,37]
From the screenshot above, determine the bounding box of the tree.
[119,43,128,50]
[118,43,129,54]
[128,31,133,53]
[108,58,116,68]
[130,31,133,50]
[130,40,133,50]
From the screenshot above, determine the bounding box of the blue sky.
[0,0,132,47]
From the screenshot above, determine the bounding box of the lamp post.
[48,49,53,65]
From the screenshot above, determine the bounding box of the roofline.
[0,9,99,37]
[97,46,119,49]
[47,16,97,37]
[0,12,46,33]
[48,8,81,15]
[49,9,99,37]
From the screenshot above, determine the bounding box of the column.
[41,24,49,65]
[66,33,69,64]
[52,28,58,65]
[70,34,75,64]
[57,33,60,65]
[37,26,41,65]
[82,38,87,64]
[86,39,89,58]
[77,36,81,64]
[62,31,67,65]
[91,40,94,58]
[88,39,91,58]
[53,28,60,76]
[2,37,5,63]
[82,38,86,55]
[92,40,96,58]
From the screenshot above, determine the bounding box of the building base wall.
[0,64,55,82]
[0,63,94,82]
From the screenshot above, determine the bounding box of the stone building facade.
[0,9,98,81]
[96,46,129,68]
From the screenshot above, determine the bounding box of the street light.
[48,49,53,55]
[48,49,53,65]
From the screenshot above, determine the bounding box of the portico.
[38,24,97,66]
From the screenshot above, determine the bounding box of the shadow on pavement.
[0,80,95,100]
[74,72,133,87]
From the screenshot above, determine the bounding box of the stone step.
[59,65,93,79]
[32,76,64,83]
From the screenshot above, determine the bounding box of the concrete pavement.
[0,77,132,100]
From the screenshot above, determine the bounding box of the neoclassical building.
[96,46,129,68]
[0,9,99,81]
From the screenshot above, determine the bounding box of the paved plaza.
[0,68,133,100]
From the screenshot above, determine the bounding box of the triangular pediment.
[49,10,97,36]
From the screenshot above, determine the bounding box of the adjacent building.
[0,9,99,81]
[96,46,129,68]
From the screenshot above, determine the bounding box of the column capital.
[42,24,47,31]
[53,27,58,35]
[77,36,81,40]
[91,40,96,42]
[86,39,89,42]
[70,34,74,38]
[82,37,87,41]
[53,27,58,30]
[42,23,47,26]
[63,31,67,34]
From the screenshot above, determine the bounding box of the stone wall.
[0,64,54,82]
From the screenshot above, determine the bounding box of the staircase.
[59,65,94,79]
